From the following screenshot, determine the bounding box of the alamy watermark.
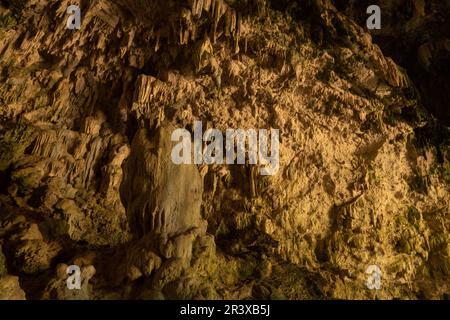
[65,4,380,31]
[366,264,382,290]
[66,265,81,290]
[171,121,280,176]
[366,5,381,30]
[66,5,81,30]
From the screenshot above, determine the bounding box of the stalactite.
[195,0,204,17]
[179,25,184,45]
[31,131,57,158]
[225,8,237,37]
[204,0,212,12]
[231,9,237,36]
[184,0,242,48]
[188,0,196,11]
[211,0,216,17]
[155,31,161,52]
[82,137,103,187]
[190,24,197,41]
[183,29,190,45]
[234,13,242,54]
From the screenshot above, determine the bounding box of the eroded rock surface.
[0,0,448,300]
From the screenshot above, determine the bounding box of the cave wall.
[0,0,448,300]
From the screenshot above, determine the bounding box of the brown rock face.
[0,276,26,300]
[334,0,450,125]
[0,0,448,300]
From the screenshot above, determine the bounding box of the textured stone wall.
[0,0,448,300]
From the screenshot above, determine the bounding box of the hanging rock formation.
[0,0,448,300]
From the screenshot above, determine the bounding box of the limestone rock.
[0,276,26,300]
[0,0,448,300]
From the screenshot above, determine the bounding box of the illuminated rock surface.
[0,0,448,299]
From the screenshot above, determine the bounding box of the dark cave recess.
[267,0,450,126]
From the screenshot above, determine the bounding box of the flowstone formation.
[0,0,448,299]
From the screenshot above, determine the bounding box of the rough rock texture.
[0,275,26,300]
[0,0,449,300]
[335,0,450,125]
